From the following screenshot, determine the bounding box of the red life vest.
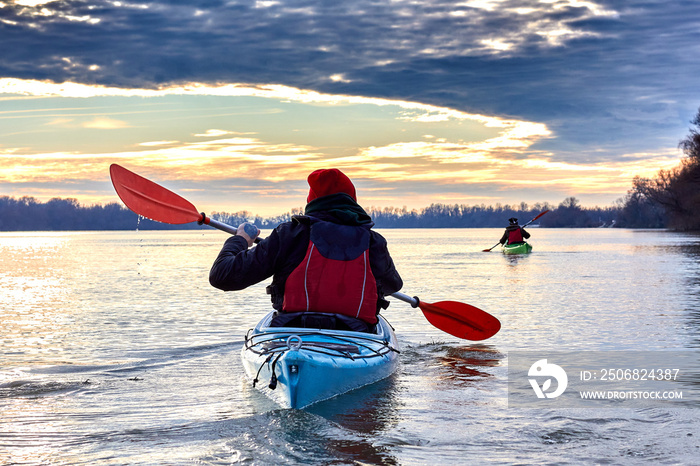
[507,227,524,244]
[282,220,378,324]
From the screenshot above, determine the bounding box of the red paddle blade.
[109,164,202,224]
[419,300,501,341]
[531,210,549,222]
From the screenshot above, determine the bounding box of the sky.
[1,0,699,217]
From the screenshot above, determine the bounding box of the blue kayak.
[241,311,400,409]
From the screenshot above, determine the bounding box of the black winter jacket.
[209,209,403,314]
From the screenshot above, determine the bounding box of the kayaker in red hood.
[209,168,403,333]
[499,217,531,245]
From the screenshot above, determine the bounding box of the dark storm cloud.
[2,0,699,160]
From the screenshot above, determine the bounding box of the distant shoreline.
[0,195,663,230]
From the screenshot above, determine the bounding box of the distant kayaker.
[209,168,403,333]
[499,217,531,245]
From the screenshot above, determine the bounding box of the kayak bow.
[502,242,533,255]
[241,312,400,409]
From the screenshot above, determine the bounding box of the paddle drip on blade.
[110,164,202,224]
[109,163,249,237]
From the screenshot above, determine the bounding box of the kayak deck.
[241,312,400,409]
[502,241,532,254]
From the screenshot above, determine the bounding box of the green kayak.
[502,241,532,255]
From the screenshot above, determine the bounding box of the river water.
[1,228,699,464]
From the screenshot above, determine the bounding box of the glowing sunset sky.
[1,0,697,216]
